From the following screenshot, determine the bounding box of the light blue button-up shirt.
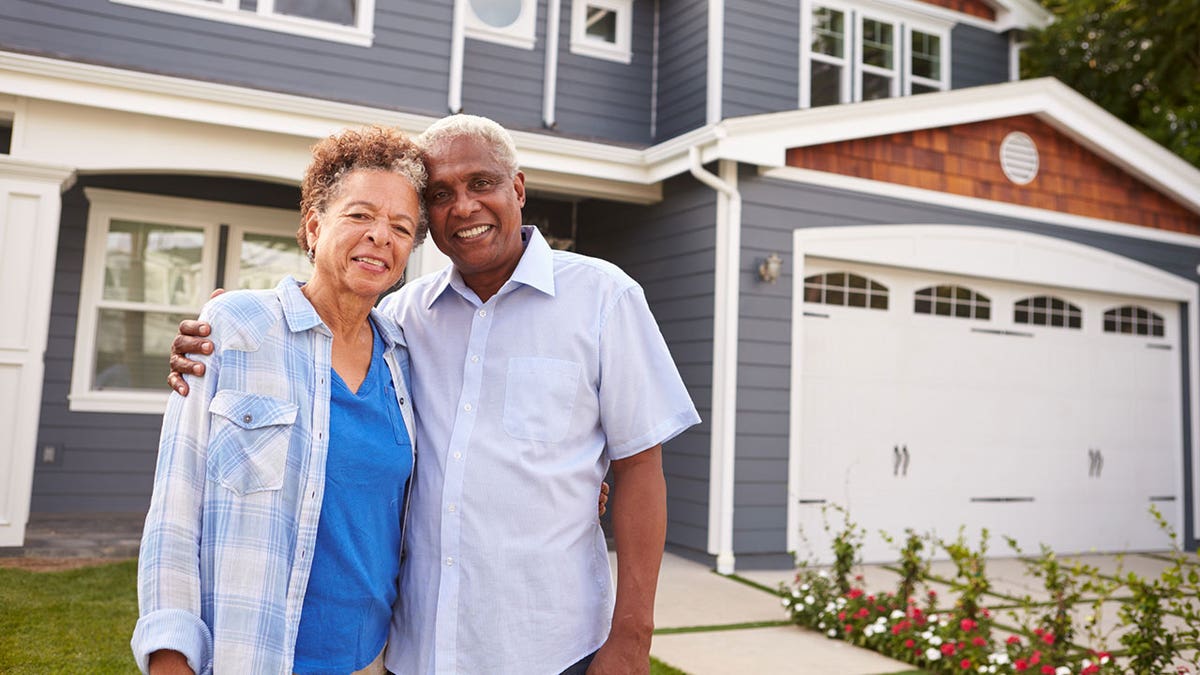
[132,277,415,675]
[381,227,700,674]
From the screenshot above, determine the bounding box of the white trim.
[543,0,563,126]
[1009,34,1025,82]
[762,165,1200,250]
[110,0,376,47]
[569,0,633,64]
[786,225,1198,553]
[904,23,950,94]
[801,1,854,108]
[463,0,538,50]
[706,0,723,125]
[649,0,660,139]
[691,150,741,574]
[855,12,900,101]
[70,189,296,415]
[449,0,466,113]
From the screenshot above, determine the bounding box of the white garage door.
[795,258,1183,563]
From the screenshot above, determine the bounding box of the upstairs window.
[110,0,377,46]
[914,285,990,320]
[801,1,949,108]
[570,0,633,63]
[1014,296,1081,329]
[1103,305,1165,337]
[465,0,538,49]
[803,272,889,310]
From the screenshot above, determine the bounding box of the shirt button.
[478,309,487,317]
[445,557,455,566]
[470,355,479,363]
[447,504,457,513]
[464,403,472,412]
[453,452,462,460]
[242,414,253,424]
[399,396,405,406]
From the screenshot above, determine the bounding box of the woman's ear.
[303,208,321,253]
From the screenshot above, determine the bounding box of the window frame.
[110,0,377,46]
[569,0,633,64]
[913,284,991,320]
[70,189,300,414]
[800,0,953,109]
[463,0,539,50]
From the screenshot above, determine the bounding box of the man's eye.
[429,191,449,203]
[471,179,493,190]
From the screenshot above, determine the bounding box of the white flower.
[926,648,942,661]
[800,583,811,591]
[818,622,826,630]
[863,626,876,637]
[806,595,816,605]
[929,613,939,623]
[827,629,837,637]
[990,652,1009,665]
[1100,655,1110,665]
[890,609,906,619]
[1055,667,1071,675]
[781,597,791,607]
[836,597,847,608]
[818,570,830,578]
[792,589,801,598]
[929,635,943,646]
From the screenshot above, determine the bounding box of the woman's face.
[305,169,420,300]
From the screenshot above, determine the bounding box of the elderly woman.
[132,126,425,675]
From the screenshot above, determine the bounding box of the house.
[1,0,1197,572]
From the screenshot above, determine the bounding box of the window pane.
[861,19,893,69]
[104,220,205,306]
[910,30,940,80]
[94,308,193,391]
[470,0,522,28]
[274,0,356,25]
[238,233,310,290]
[585,7,617,43]
[812,7,845,57]
[811,61,843,107]
[911,83,939,95]
[862,73,892,101]
[848,291,867,307]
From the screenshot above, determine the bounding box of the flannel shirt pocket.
[208,390,298,495]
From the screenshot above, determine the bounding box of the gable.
[918,0,995,21]
[785,115,1200,235]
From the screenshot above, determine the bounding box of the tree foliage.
[1021,0,1200,168]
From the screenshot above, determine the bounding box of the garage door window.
[1014,295,1081,329]
[914,284,990,319]
[1103,305,1165,337]
[803,272,888,309]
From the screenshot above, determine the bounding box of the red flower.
[904,639,915,649]
[1014,659,1029,671]
[867,594,876,603]
[941,643,956,656]
[837,611,846,621]
[847,588,864,599]
[844,624,854,634]
[971,636,987,647]
[928,590,938,598]
[1033,628,1044,637]
[854,607,870,619]
[982,608,992,618]
[1030,650,1042,665]
[960,618,978,632]
[1081,666,1100,675]
[1040,667,1055,675]
[1006,635,1022,646]
[1041,632,1056,645]
[960,659,972,670]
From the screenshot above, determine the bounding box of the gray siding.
[32,175,299,513]
[654,0,707,142]
[2,0,450,116]
[578,174,717,554]
[734,170,1200,557]
[951,24,1011,89]
[723,0,799,120]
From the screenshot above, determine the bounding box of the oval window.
[469,0,523,28]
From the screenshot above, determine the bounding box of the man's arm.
[588,445,666,675]
[167,321,213,396]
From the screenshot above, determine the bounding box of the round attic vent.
[999,131,1039,185]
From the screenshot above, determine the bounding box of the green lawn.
[0,560,691,674]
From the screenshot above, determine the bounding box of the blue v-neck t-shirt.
[293,321,413,674]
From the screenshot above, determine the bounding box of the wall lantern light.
[758,253,783,284]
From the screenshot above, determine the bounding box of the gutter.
[689,144,740,575]
[542,0,562,128]
[448,0,465,113]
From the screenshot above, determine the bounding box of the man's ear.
[512,171,527,208]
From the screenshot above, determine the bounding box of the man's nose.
[450,190,478,217]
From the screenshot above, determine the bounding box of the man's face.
[424,135,526,298]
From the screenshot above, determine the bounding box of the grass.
[0,559,139,674]
[0,560,693,674]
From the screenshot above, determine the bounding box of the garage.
[787,226,1194,563]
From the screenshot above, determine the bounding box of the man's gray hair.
[418,114,520,177]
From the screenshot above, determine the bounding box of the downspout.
[690,144,740,575]
[543,0,562,128]
[448,0,465,113]
[706,0,724,125]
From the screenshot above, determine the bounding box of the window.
[1103,305,1165,337]
[109,0,377,46]
[464,0,538,50]
[1014,296,1081,329]
[803,272,889,309]
[570,0,633,63]
[71,189,309,414]
[801,1,949,108]
[914,285,990,320]
[0,113,12,155]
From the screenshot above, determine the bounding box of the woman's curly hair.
[297,125,428,254]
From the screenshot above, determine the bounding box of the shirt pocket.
[502,357,582,443]
[207,389,298,496]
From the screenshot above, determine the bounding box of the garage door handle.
[894,445,910,477]
[1088,448,1104,478]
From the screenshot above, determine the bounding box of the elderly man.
[169,114,699,674]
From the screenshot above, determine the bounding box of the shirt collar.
[425,225,556,308]
[275,275,406,348]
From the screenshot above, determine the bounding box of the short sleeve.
[597,286,701,460]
